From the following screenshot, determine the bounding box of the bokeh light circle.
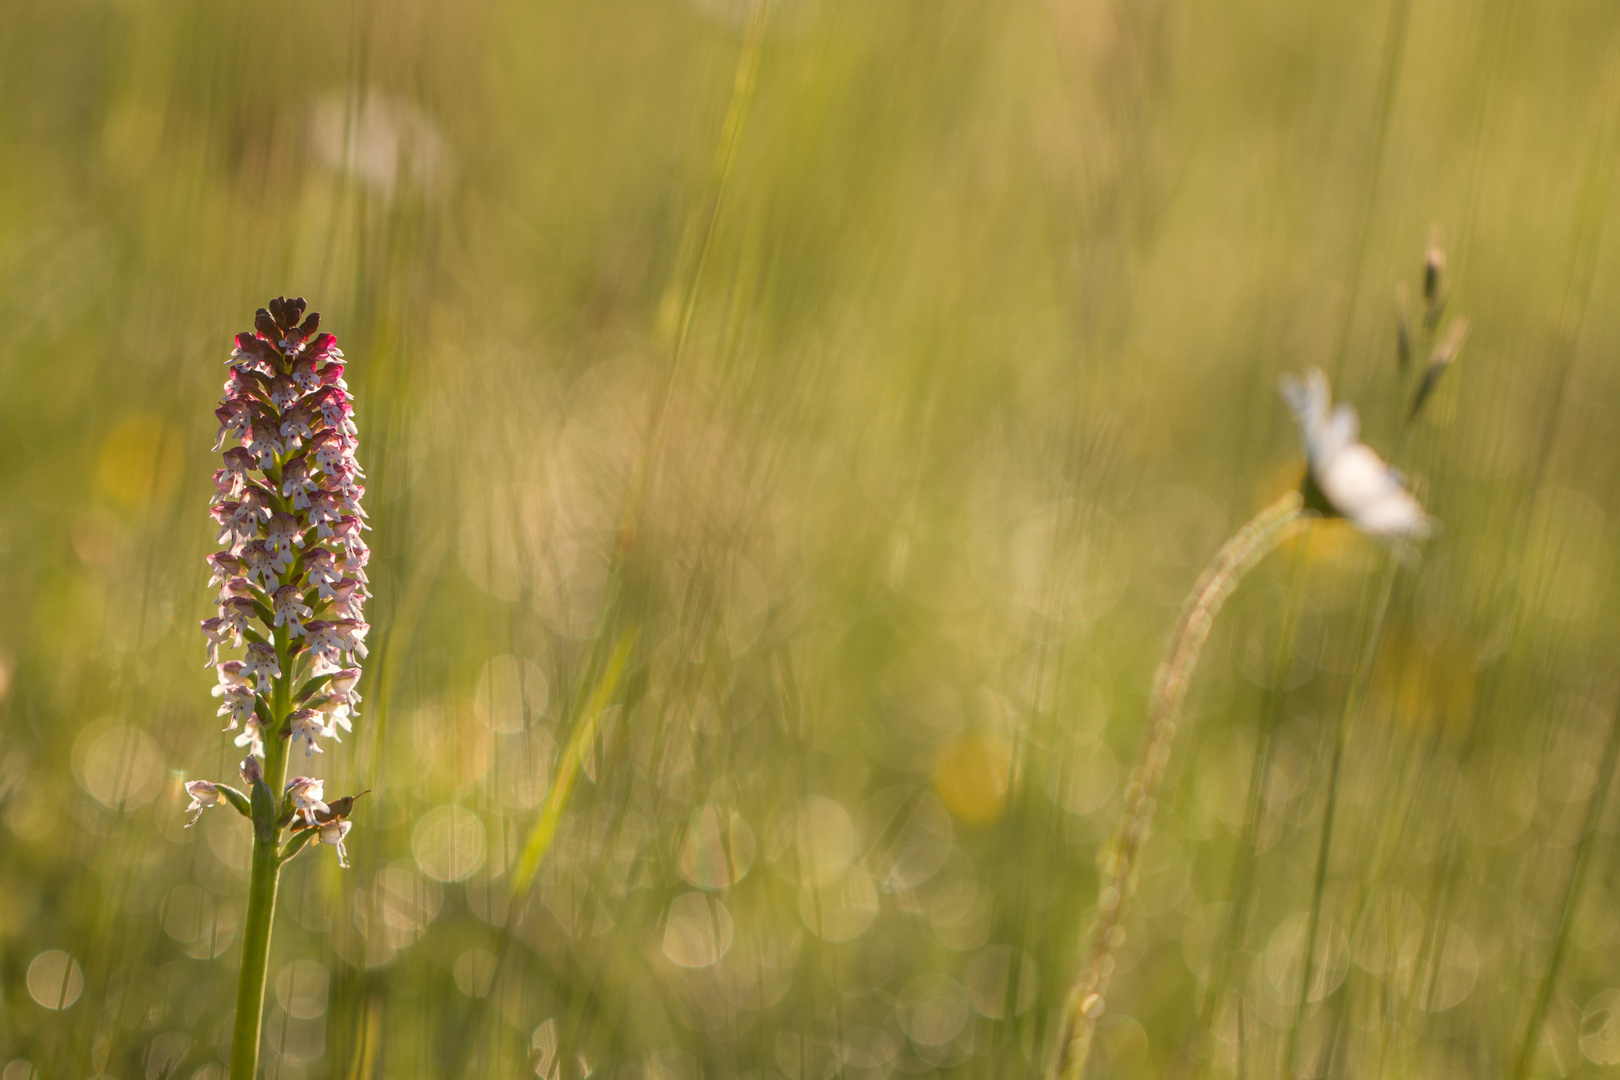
[73,722,162,810]
[26,950,83,1009]
[412,805,486,882]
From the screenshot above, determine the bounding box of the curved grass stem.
[1053,491,1305,1080]
[509,631,638,899]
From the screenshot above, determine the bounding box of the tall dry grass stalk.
[1054,490,1306,1080]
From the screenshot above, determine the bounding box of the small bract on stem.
[187,297,372,1080]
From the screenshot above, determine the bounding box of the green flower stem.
[230,625,295,1080]
[232,820,282,1079]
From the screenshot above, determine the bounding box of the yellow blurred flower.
[933,731,1011,825]
[97,413,181,508]
[1373,628,1475,737]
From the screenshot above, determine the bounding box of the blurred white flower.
[311,92,451,203]
[1280,368,1430,538]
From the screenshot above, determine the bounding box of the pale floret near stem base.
[183,781,227,827]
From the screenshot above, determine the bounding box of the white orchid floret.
[340,534,368,567]
[271,585,313,638]
[268,378,300,412]
[340,545,370,585]
[305,548,341,599]
[341,485,367,518]
[242,642,282,690]
[216,576,255,607]
[310,431,348,476]
[239,541,279,590]
[206,552,243,589]
[238,484,274,522]
[281,457,319,510]
[265,513,304,571]
[326,667,362,697]
[302,620,344,670]
[1280,369,1430,539]
[322,668,363,716]
[311,694,354,736]
[322,465,366,514]
[217,684,258,732]
[213,400,250,451]
[217,598,255,646]
[331,519,368,561]
[311,385,352,429]
[313,819,353,867]
[200,617,232,666]
[279,405,315,448]
[210,469,237,507]
[245,427,283,469]
[184,781,228,827]
[291,362,323,395]
[287,708,328,756]
[327,578,364,619]
[233,716,265,757]
[210,503,254,550]
[308,493,343,539]
[220,447,254,487]
[212,661,250,698]
[284,776,329,827]
[334,619,369,661]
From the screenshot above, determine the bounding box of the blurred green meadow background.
[4,0,1620,1077]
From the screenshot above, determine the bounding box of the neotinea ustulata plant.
[183,297,371,1080]
[1054,236,1465,1078]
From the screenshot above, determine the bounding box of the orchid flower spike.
[1280,368,1430,539]
[193,298,371,1080]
